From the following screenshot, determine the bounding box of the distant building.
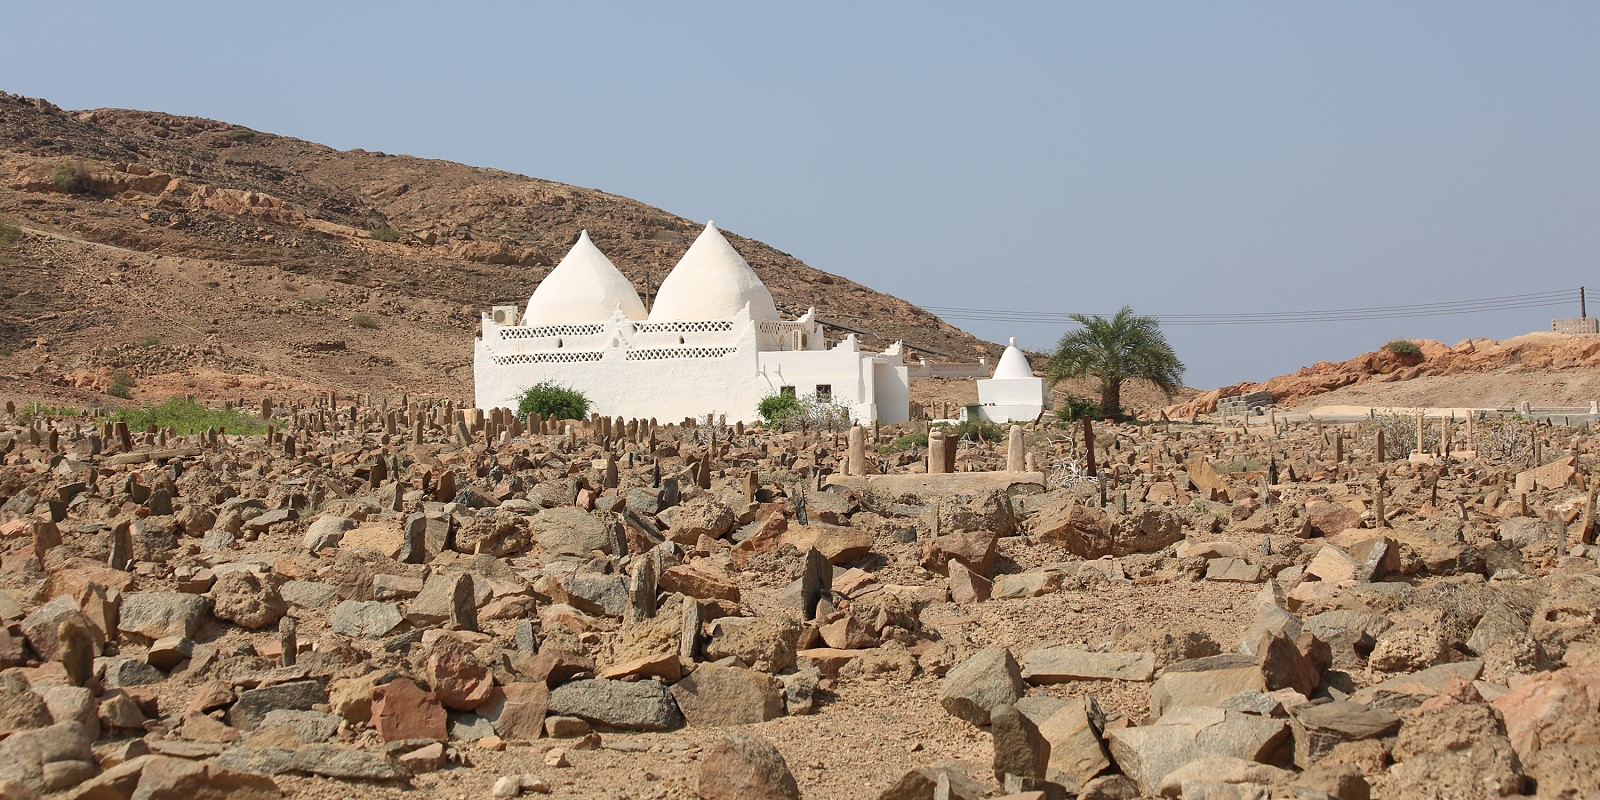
[1551,318,1599,335]
[474,222,910,424]
[970,338,1051,423]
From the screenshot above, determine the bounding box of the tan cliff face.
[0,91,988,406]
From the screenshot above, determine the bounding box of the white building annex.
[971,337,1052,423]
[474,222,911,425]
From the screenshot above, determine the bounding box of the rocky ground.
[0,395,1595,800]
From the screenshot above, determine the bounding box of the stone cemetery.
[0,394,1595,799]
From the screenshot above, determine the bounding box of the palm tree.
[1046,306,1184,420]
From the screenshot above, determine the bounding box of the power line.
[922,288,1579,327]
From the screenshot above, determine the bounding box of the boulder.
[546,679,683,731]
[531,508,614,557]
[920,529,999,577]
[330,599,403,638]
[1149,655,1267,718]
[0,673,51,738]
[1021,646,1156,683]
[117,592,209,644]
[659,497,736,543]
[1106,707,1290,796]
[1037,696,1111,791]
[698,731,802,800]
[208,569,287,630]
[1288,700,1399,768]
[670,663,785,726]
[21,596,101,661]
[1305,500,1362,536]
[1490,665,1600,760]
[303,515,355,552]
[371,678,447,742]
[428,638,495,711]
[940,646,1024,727]
[228,680,327,732]
[703,616,800,673]
[782,523,871,565]
[1156,756,1294,799]
[875,762,992,800]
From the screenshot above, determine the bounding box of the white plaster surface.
[648,222,779,322]
[523,230,646,325]
[475,222,908,424]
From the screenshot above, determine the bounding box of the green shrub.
[225,128,259,142]
[1055,395,1100,423]
[136,335,160,348]
[757,392,800,427]
[517,381,591,422]
[50,160,90,193]
[114,397,267,436]
[940,418,1005,442]
[757,392,853,433]
[107,370,135,399]
[880,432,928,453]
[351,313,380,330]
[1383,340,1422,358]
[368,226,402,243]
[0,216,20,246]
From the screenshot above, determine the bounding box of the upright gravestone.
[109,521,134,571]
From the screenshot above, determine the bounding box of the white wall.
[474,311,909,424]
[973,376,1051,423]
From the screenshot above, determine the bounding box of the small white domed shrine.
[972,337,1052,422]
[474,222,911,424]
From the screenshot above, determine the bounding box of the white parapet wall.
[474,305,910,424]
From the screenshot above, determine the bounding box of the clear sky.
[5,2,1596,388]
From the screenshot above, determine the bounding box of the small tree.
[516,381,591,422]
[1046,306,1184,421]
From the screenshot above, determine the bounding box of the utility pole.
[1582,286,1587,319]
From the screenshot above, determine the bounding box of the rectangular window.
[780,386,796,397]
[815,384,832,402]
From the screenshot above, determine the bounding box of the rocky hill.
[1168,332,1600,417]
[0,91,988,407]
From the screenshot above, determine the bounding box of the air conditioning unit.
[491,305,520,326]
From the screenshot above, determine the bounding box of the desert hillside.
[1169,332,1600,417]
[0,91,989,407]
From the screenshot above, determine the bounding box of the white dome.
[648,221,779,322]
[992,337,1035,379]
[524,230,646,325]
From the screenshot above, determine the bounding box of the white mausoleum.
[972,337,1052,422]
[474,222,911,424]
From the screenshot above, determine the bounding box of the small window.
[780,386,796,397]
[815,384,832,402]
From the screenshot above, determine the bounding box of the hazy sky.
[5,2,1596,388]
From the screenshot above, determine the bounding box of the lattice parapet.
[632,320,734,335]
[757,320,805,335]
[624,347,737,361]
[496,323,607,340]
[491,351,605,365]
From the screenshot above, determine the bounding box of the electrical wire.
[921,288,1579,327]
